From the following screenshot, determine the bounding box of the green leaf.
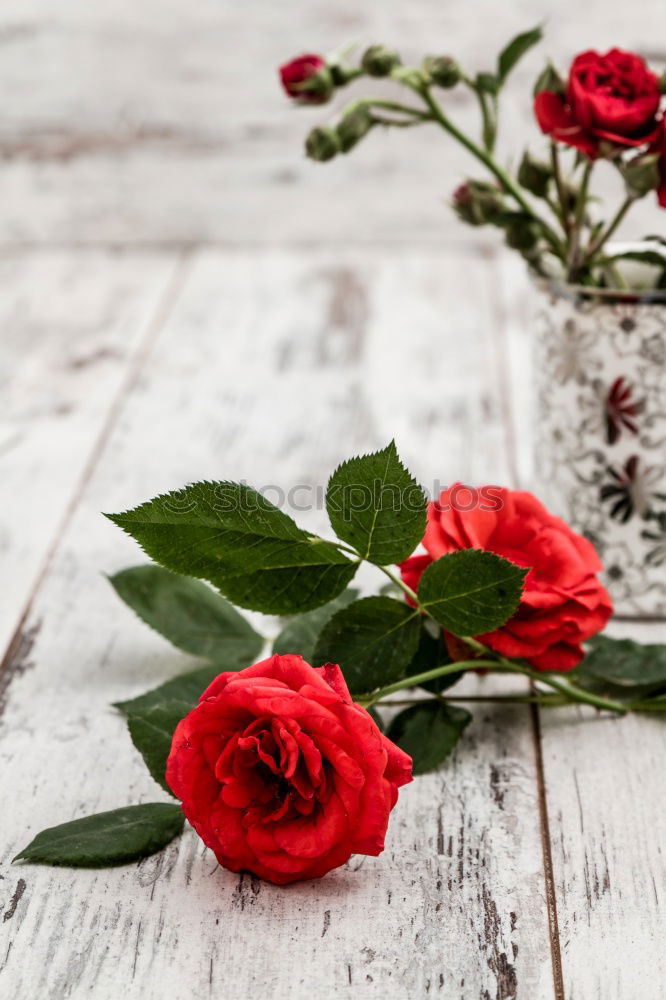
[417,550,526,636]
[115,664,222,717]
[409,621,462,693]
[498,25,543,82]
[325,442,427,565]
[475,72,500,95]
[106,482,358,615]
[108,565,263,666]
[312,596,421,694]
[272,588,358,661]
[386,702,472,775]
[576,635,666,688]
[603,249,666,269]
[13,804,184,867]
[126,700,192,794]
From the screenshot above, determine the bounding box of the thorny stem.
[413,84,564,256]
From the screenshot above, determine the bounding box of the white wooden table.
[1,4,665,998]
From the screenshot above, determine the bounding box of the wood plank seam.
[530,703,565,1000]
[0,249,192,698]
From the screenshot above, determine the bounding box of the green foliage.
[387,702,472,774]
[109,565,263,666]
[498,25,543,82]
[107,482,358,615]
[13,804,184,868]
[313,596,421,694]
[577,635,666,689]
[115,663,222,718]
[272,588,358,661]
[417,550,526,636]
[326,442,427,565]
[409,621,462,693]
[126,700,193,794]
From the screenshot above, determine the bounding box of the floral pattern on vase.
[533,284,666,617]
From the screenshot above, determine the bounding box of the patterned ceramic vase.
[533,280,666,619]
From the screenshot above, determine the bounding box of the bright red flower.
[400,485,613,672]
[535,49,662,158]
[166,655,412,885]
[279,53,331,104]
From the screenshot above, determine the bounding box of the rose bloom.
[535,49,662,158]
[279,53,330,104]
[167,654,412,885]
[400,485,613,672]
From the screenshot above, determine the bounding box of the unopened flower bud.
[361,45,401,77]
[504,214,540,252]
[533,62,565,97]
[424,55,462,89]
[305,126,340,162]
[280,54,334,105]
[336,107,374,153]
[623,152,661,197]
[452,180,504,226]
[518,152,552,198]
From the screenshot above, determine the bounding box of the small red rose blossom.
[279,53,331,105]
[400,485,613,672]
[535,48,662,158]
[166,654,412,885]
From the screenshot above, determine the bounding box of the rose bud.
[166,654,412,885]
[534,48,662,159]
[504,216,540,253]
[533,62,565,97]
[424,55,462,89]
[517,151,552,198]
[361,44,401,77]
[623,152,661,197]
[452,180,505,226]
[399,485,612,672]
[279,54,334,105]
[305,125,340,162]
[336,106,375,153]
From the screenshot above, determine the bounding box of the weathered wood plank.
[0,250,181,660]
[495,255,666,1000]
[538,620,666,1000]
[0,2,661,245]
[0,249,553,999]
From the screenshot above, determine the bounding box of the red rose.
[279,53,332,105]
[166,654,412,885]
[535,49,662,158]
[400,485,612,672]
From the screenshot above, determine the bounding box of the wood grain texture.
[0,248,553,999]
[537,619,666,1000]
[495,258,666,1000]
[0,250,180,660]
[0,1,662,245]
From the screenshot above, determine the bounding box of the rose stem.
[566,160,593,281]
[550,141,571,237]
[410,82,565,258]
[580,194,637,271]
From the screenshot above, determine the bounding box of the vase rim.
[530,239,666,304]
[531,275,666,305]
